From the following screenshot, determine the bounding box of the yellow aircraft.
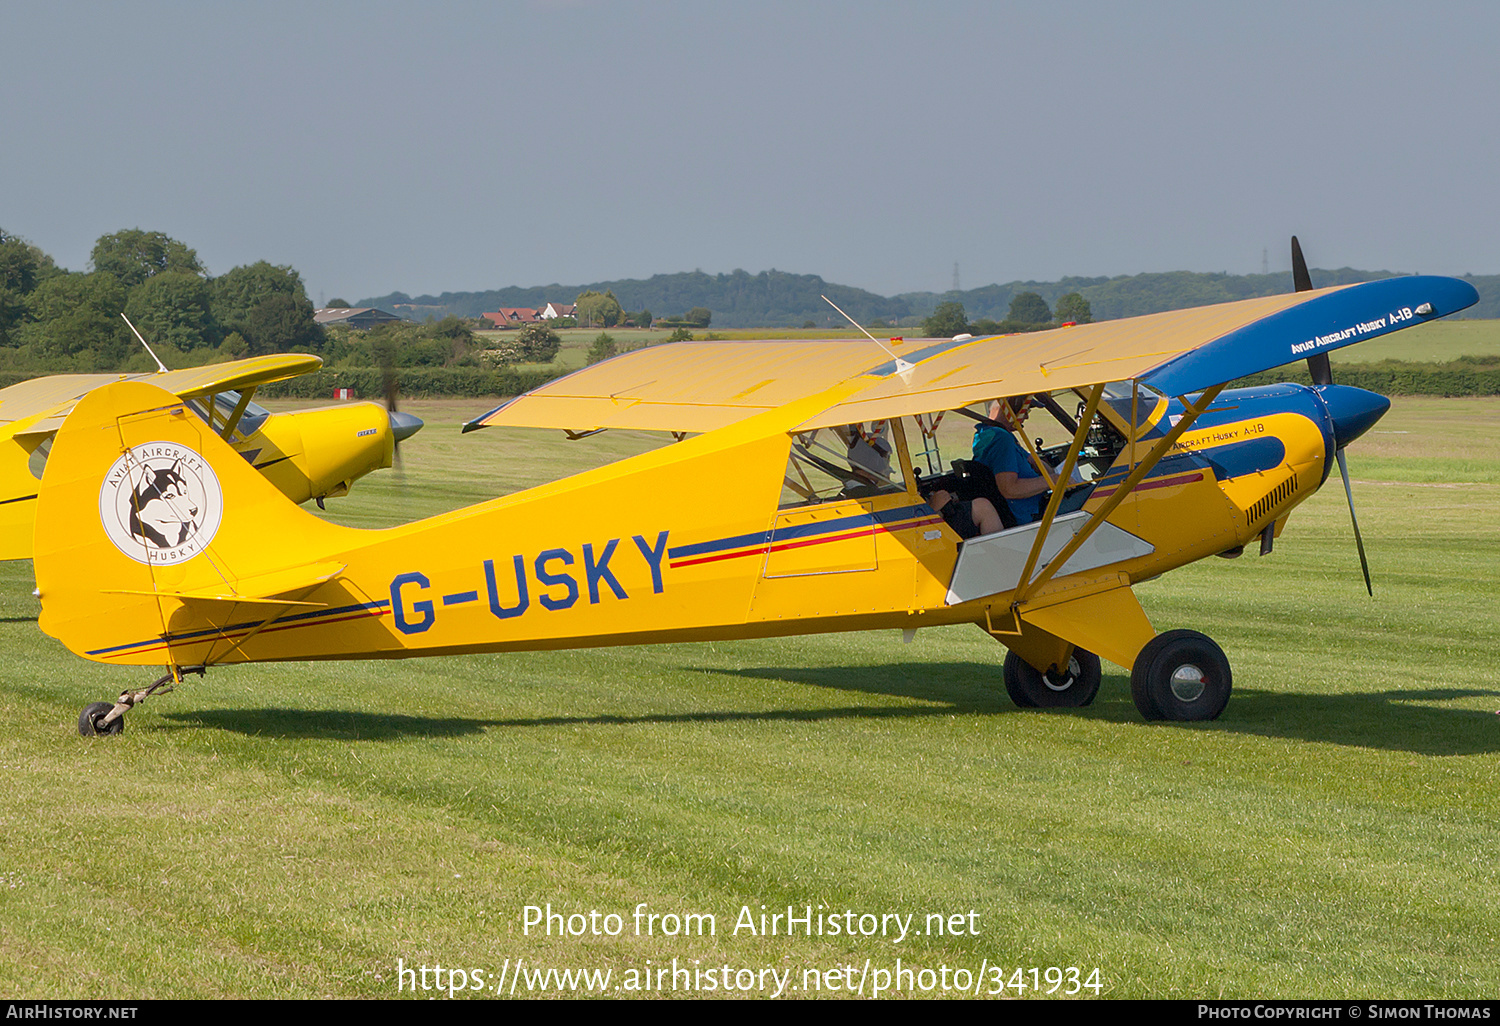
[29,274,1478,735]
[0,354,423,560]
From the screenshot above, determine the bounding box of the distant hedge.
[1233,359,1500,396]
[256,366,568,400]
[5,360,1498,400]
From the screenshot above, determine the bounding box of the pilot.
[923,395,1062,537]
[973,396,1052,523]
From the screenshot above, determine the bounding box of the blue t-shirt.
[972,424,1045,523]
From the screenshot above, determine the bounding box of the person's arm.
[988,433,1052,500]
[993,470,1051,500]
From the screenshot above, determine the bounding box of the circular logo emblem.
[98,441,223,565]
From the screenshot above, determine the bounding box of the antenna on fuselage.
[820,295,914,376]
[120,313,169,374]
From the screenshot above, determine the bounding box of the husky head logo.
[129,460,197,548]
[99,442,223,565]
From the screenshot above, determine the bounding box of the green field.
[1329,318,1500,363]
[476,326,877,373]
[1,398,1496,999]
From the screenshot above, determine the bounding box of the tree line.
[0,228,323,372]
[922,291,1093,337]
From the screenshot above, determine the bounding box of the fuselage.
[44,380,1387,669]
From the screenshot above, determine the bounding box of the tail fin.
[34,380,366,666]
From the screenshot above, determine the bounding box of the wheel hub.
[1044,657,1081,691]
[1169,664,1207,703]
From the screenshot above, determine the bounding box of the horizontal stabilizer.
[103,561,346,607]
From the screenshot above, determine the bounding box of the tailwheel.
[1003,648,1102,708]
[76,665,205,739]
[1130,630,1231,721]
[78,701,124,737]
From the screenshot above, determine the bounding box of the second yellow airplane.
[0,354,421,560]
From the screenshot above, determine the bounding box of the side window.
[905,412,951,477]
[779,423,907,508]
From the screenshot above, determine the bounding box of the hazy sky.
[4,1,1497,304]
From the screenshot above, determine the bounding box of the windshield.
[186,391,271,439]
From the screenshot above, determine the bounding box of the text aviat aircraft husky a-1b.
[0,350,423,561]
[31,268,1478,735]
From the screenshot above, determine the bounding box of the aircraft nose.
[388,410,424,442]
[1318,384,1391,449]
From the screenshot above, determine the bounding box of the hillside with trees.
[6,224,1495,385]
[365,267,1500,329]
[362,269,912,330]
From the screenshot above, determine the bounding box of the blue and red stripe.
[668,504,943,569]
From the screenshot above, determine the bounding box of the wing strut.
[1012,383,1106,596]
[220,388,256,441]
[1015,383,1225,604]
[1010,408,1058,489]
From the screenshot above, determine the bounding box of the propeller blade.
[382,362,400,415]
[1334,447,1373,596]
[1293,236,1334,386]
[1307,352,1334,387]
[1291,235,1313,292]
[375,340,405,469]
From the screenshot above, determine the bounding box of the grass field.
[0,397,1496,999]
[476,326,878,373]
[1334,317,1500,363]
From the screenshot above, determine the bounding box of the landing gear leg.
[77,665,205,737]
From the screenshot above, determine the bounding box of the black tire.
[1001,655,1038,708]
[1003,649,1102,708]
[1130,630,1232,722]
[78,702,123,737]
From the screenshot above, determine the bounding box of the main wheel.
[1003,649,1101,708]
[1130,630,1232,721]
[78,702,123,737]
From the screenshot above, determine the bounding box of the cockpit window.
[779,423,907,508]
[1089,381,1163,430]
[186,391,271,439]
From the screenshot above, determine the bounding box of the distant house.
[539,302,577,320]
[314,307,403,329]
[481,308,540,328]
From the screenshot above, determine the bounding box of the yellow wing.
[465,295,1334,435]
[0,354,322,439]
[463,337,977,434]
[797,290,1332,429]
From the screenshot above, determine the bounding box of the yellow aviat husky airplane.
[31,273,1477,736]
[0,354,423,560]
